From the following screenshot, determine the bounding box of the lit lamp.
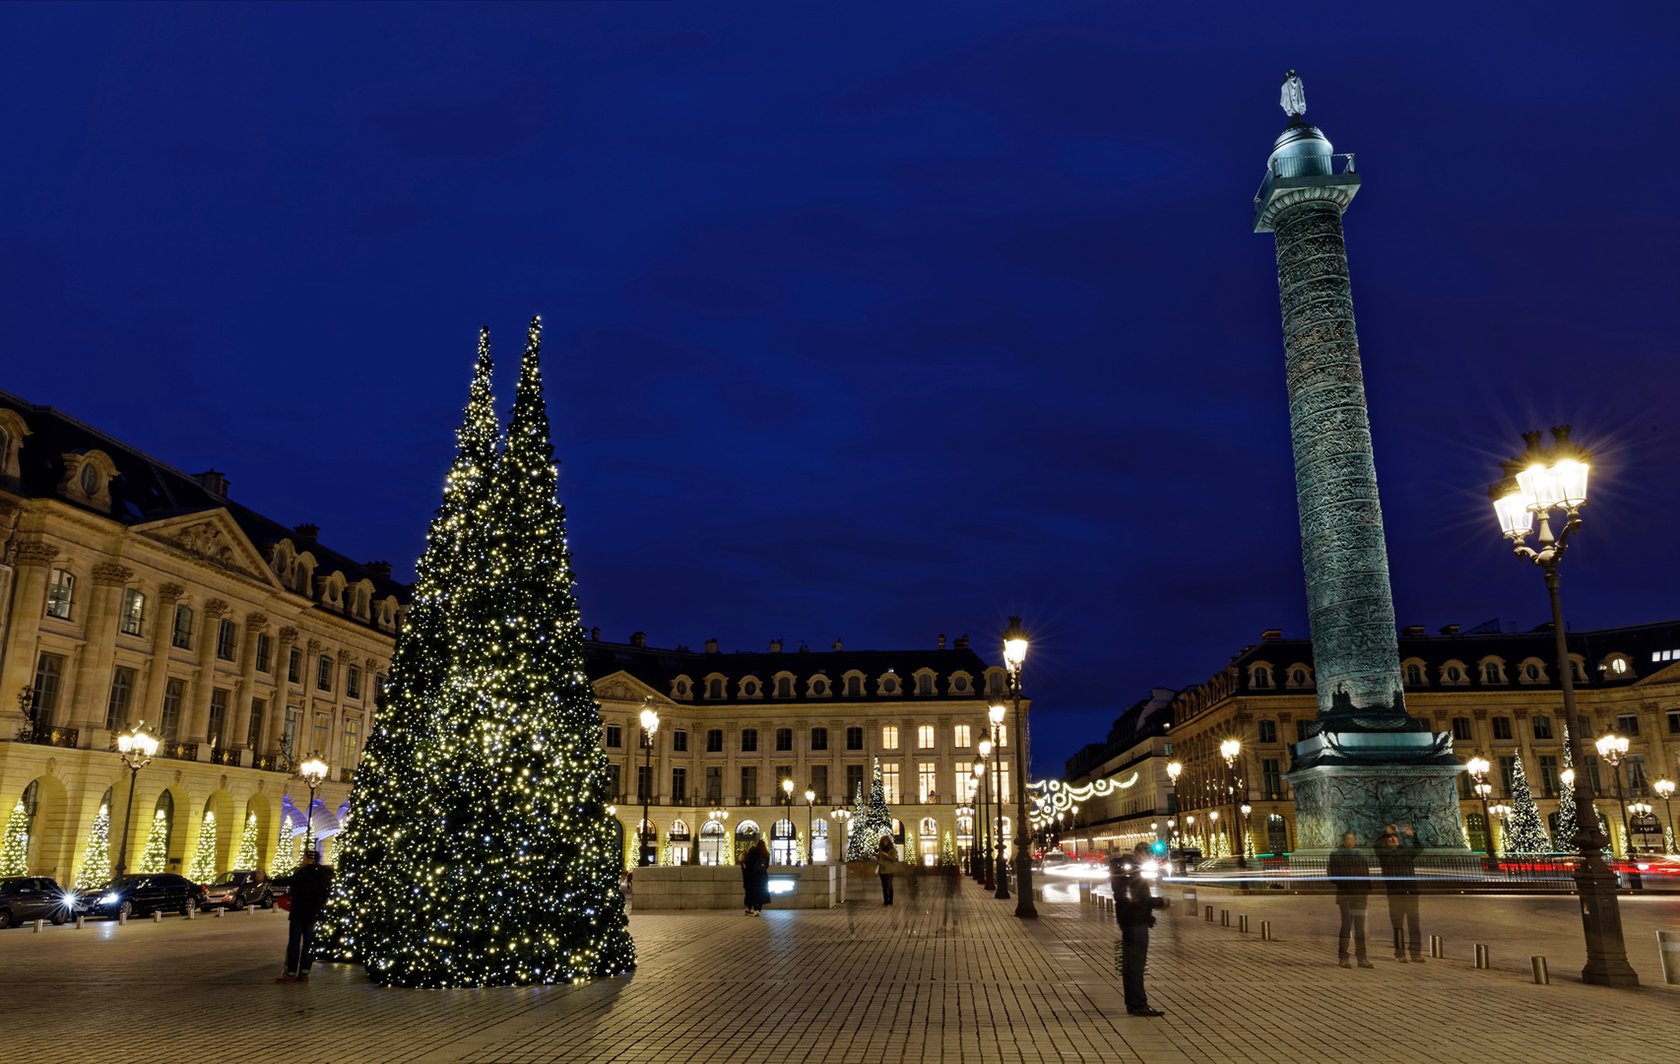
[1164,760,1182,848]
[804,788,815,866]
[1628,801,1652,854]
[1655,779,1676,855]
[972,756,989,884]
[1491,425,1635,986]
[707,806,728,867]
[298,755,329,853]
[1240,802,1253,856]
[639,698,660,867]
[1002,617,1034,919]
[1220,738,1246,867]
[781,778,795,865]
[1466,756,1496,864]
[1595,733,1632,857]
[114,724,159,876]
[956,802,975,871]
[830,807,850,864]
[987,702,1009,900]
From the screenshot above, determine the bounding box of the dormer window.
[741,677,760,699]
[79,463,99,496]
[810,676,830,697]
[1249,664,1273,689]
[61,449,117,512]
[1405,663,1424,686]
[950,673,971,694]
[1481,659,1505,685]
[773,674,794,699]
[0,409,26,483]
[879,675,899,696]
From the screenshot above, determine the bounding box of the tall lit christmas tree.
[77,805,111,888]
[319,329,500,965]
[1503,755,1551,854]
[0,800,29,875]
[846,759,893,859]
[269,829,298,878]
[139,809,169,873]
[236,813,261,869]
[189,810,219,882]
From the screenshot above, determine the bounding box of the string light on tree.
[76,804,111,889]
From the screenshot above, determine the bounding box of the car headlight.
[100,892,120,904]
[61,892,78,907]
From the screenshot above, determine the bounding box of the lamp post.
[1596,733,1632,858]
[781,777,795,865]
[298,755,328,854]
[1490,802,1512,855]
[708,806,728,866]
[638,699,660,867]
[973,757,989,884]
[1491,425,1636,986]
[804,788,815,865]
[1220,738,1246,867]
[114,724,158,876]
[830,807,850,865]
[1655,779,1676,854]
[1240,803,1252,857]
[1467,756,1496,864]
[1002,617,1036,918]
[1628,801,1652,855]
[956,802,975,872]
[1070,804,1081,858]
[1165,760,1182,848]
[987,701,1009,901]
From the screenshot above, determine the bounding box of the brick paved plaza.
[3,877,1675,1063]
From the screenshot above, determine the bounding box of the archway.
[667,818,691,865]
[633,819,657,867]
[75,787,115,888]
[734,819,762,863]
[1465,813,1489,855]
[140,791,176,873]
[1265,813,1290,856]
[700,820,726,866]
[811,818,829,864]
[770,818,796,865]
[918,817,939,866]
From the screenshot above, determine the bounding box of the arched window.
[1405,663,1424,686]
[771,819,797,865]
[700,820,727,865]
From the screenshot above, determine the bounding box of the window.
[214,618,236,661]
[282,706,300,760]
[1626,756,1649,795]
[916,673,933,696]
[776,766,793,795]
[740,728,758,753]
[636,764,653,803]
[1261,758,1283,797]
[1610,657,1630,676]
[811,727,828,751]
[161,678,186,739]
[811,678,829,697]
[810,765,827,802]
[845,675,863,697]
[1251,667,1271,689]
[1257,720,1278,744]
[953,723,971,748]
[287,647,301,684]
[105,667,137,730]
[952,675,969,694]
[31,652,65,717]
[1482,661,1502,684]
[1523,662,1542,681]
[1446,664,1465,683]
[1616,713,1640,737]
[1405,663,1424,686]
[1296,719,1313,742]
[1532,714,1553,740]
[881,764,901,804]
[671,767,687,804]
[1539,755,1560,797]
[917,724,936,749]
[45,568,74,619]
[343,717,361,773]
[1451,716,1473,740]
[994,724,1008,747]
[1290,667,1308,687]
[347,665,362,700]
[316,654,333,692]
[918,762,938,802]
[706,677,724,699]
[705,767,722,803]
[740,766,758,802]
[882,725,900,750]
[741,678,760,698]
[846,726,863,750]
[957,769,977,802]
[120,589,145,636]
[880,676,900,696]
[605,725,623,748]
[672,729,688,752]
[172,604,194,649]
[248,698,266,750]
[705,729,723,752]
[846,764,865,802]
[1668,710,1680,735]
[775,727,793,752]
[80,462,100,496]
[1498,756,1516,794]
[311,714,330,759]
[1492,716,1513,741]
[255,633,271,673]
[994,763,1010,802]
[604,764,621,800]
[208,689,229,746]
[774,676,793,699]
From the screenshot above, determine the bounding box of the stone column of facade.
[267,626,299,759]
[334,648,354,775]
[185,598,228,747]
[230,612,268,757]
[0,541,58,728]
[68,563,132,732]
[138,583,185,728]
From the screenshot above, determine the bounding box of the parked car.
[0,876,76,928]
[203,870,275,911]
[77,874,207,920]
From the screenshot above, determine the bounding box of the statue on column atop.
[1280,69,1307,118]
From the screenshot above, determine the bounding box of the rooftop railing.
[1253,152,1358,207]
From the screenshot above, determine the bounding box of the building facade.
[0,391,407,885]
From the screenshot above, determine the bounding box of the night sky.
[4,3,1677,777]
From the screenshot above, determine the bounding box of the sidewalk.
[0,877,1672,1063]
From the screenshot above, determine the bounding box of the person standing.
[1376,822,1424,961]
[741,839,771,916]
[1110,842,1168,1017]
[1327,831,1374,969]
[876,836,898,906]
[276,849,332,984]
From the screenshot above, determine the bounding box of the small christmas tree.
[939,831,957,867]
[845,759,894,860]
[236,813,261,869]
[269,828,297,877]
[77,805,111,888]
[189,810,218,882]
[139,809,169,873]
[1503,755,1552,853]
[0,800,29,875]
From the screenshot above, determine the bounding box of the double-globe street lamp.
[1002,617,1036,918]
[1491,424,1636,986]
[781,778,796,865]
[955,802,975,873]
[804,788,815,865]
[1165,760,1182,851]
[114,724,159,876]
[298,755,329,854]
[1595,733,1632,857]
[972,755,990,885]
[639,698,660,867]
[1628,802,1653,854]
[707,806,728,866]
[987,702,1009,900]
[830,807,850,864]
[1220,738,1246,867]
[1655,779,1677,854]
[1466,756,1497,864]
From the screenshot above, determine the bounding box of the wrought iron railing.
[250,753,285,773]
[160,740,199,762]
[211,747,243,767]
[15,725,79,749]
[1253,152,1358,206]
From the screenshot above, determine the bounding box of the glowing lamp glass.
[978,739,993,758]
[300,757,329,785]
[1220,739,1241,761]
[988,703,1006,725]
[1166,761,1182,782]
[1493,490,1534,539]
[1655,779,1675,800]
[1552,459,1589,508]
[1466,756,1489,779]
[639,707,659,733]
[1517,463,1563,511]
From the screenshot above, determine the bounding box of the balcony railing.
[15,725,80,749]
[1253,152,1358,207]
[211,747,243,767]
[250,753,286,773]
[160,740,199,762]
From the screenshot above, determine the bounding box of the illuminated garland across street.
[319,318,634,987]
[1028,774,1137,829]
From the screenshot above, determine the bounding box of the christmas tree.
[846,759,894,859]
[0,800,29,876]
[269,829,297,878]
[139,809,169,873]
[939,831,957,867]
[77,805,111,888]
[236,813,261,869]
[1503,755,1552,853]
[189,810,218,882]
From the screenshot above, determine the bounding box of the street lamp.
[639,698,660,867]
[1220,738,1246,867]
[708,806,728,866]
[1491,425,1636,986]
[1002,617,1036,918]
[972,757,989,884]
[1164,760,1182,849]
[987,701,1009,901]
[804,788,815,866]
[1466,756,1496,864]
[114,723,158,876]
[956,802,975,872]
[1628,801,1652,854]
[1655,779,1676,854]
[781,777,795,865]
[1490,803,1512,853]
[1595,733,1632,858]
[830,807,850,864]
[1070,804,1081,857]
[298,755,329,853]
[1240,802,1252,856]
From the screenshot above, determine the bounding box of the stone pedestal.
[1287,760,1465,854]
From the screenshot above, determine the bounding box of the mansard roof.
[584,640,994,703]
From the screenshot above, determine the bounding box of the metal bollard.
[1658,931,1680,985]
[1531,956,1549,984]
[214,907,224,919]
[1204,904,1214,921]
[33,920,44,933]
[1474,944,1490,970]
[1393,928,1404,955]
[1220,909,1229,927]
[186,905,196,920]
[1430,934,1444,959]
[1260,920,1272,941]
[118,912,127,926]
[1238,914,1249,933]
[75,915,85,929]
[152,910,162,923]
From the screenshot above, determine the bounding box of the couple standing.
[1328,823,1424,968]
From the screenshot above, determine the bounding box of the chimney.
[589,626,600,641]
[1439,624,1461,637]
[705,638,719,654]
[293,523,319,543]
[955,634,969,649]
[363,561,393,579]
[193,470,230,497]
[1260,629,1283,642]
[937,634,947,650]
[769,638,782,654]
[1401,625,1425,637]
[630,631,646,648]
[832,638,843,652]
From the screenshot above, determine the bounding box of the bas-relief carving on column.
[1289,766,1466,853]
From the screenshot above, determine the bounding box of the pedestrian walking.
[876,836,898,906]
[741,839,771,916]
[276,848,332,984]
[1327,831,1374,969]
[1110,842,1168,1017]
[1376,822,1424,961]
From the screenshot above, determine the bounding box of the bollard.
[1238,914,1249,933]
[1393,927,1404,955]
[1220,909,1229,927]
[1430,934,1444,959]
[152,911,162,923]
[1184,889,1197,904]
[1260,920,1272,941]
[75,915,85,929]
[33,920,44,933]
[186,905,196,920]
[118,912,127,926]
[1658,930,1680,986]
[1531,956,1549,985]
[1204,904,1214,922]
[1474,944,1490,970]
[214,907,224,919]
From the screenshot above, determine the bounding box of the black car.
[203,870,275,911]
[0,876,75,928]
[78,874,207,920]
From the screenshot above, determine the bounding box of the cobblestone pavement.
[1,878,1674,1063]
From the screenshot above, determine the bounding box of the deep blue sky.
[4,3,1678,776]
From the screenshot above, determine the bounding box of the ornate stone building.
[1069,623,1680,859]
[0,390,407,883]
[585,632,1018,867]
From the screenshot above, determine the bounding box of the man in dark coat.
[1110,842,1168,1017]
[1375,822,1425,961]
[277,849,333,983]
[1326,831,1373,969]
